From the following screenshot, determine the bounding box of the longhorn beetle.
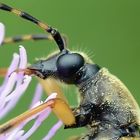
[0,3,140,140]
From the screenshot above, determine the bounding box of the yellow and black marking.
[0,68,7,77]
[0,3,65,50]
[2,34,53,44]
[0,99,55,134]
[0,3,48,30]
[0,124,13,134]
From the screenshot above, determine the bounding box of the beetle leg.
[64,103,93,129]
[0,68,76,126]
[120,137,140,140]
[0,68,7,77]
[68,136,81,140]
[0,99,55,134]
[0,97,76,134]
[38,78,76,126]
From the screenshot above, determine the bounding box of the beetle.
[0,3,140,140]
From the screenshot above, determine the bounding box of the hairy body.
[70,68,140,140]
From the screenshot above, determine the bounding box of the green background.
[0,0,140,139]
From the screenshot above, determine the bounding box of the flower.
[0,23,62,139]
[0,46,31,119]
[0,22,5,45]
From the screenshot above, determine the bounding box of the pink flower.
[0,23,62,139]
[0,23,5,45]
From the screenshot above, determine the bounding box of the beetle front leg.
[64,103,93,129]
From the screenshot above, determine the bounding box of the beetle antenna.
[0,3,65,51]
[2,34,68,47]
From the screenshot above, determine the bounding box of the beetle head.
[27,49,85,84]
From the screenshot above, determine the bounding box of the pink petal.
[0,23,5,45]
[19,45,27,69]
[43,120,63,140]
[30,84,43,108]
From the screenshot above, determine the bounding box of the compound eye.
[57,53,84,77]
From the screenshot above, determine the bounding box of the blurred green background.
[0,0,140,139]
